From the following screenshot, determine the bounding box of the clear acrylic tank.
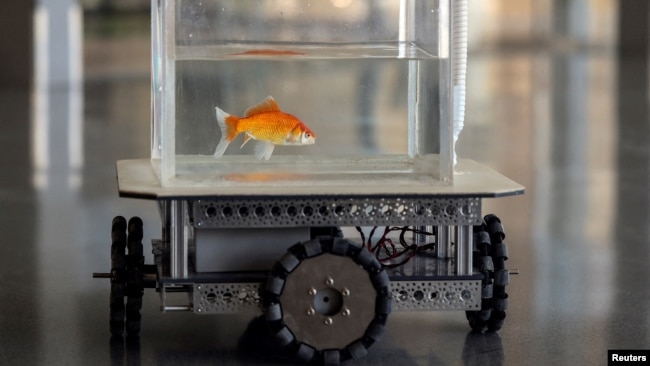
[151,0,462,191]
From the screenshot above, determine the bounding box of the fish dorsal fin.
[244,96,281,117]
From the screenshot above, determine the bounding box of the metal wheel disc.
[263,237,391,364]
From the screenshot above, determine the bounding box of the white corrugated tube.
[452,0,468,167]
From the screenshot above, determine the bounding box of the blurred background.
[1,0,648,365]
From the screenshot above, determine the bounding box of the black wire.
[359,226,437,268]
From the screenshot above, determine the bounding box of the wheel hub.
[280,253,376,350]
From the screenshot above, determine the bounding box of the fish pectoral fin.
[254,141,275,161]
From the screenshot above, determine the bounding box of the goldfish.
[213,96,316,160]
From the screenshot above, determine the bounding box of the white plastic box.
[151,0,460,193]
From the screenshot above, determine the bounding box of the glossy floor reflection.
[2,11,650,366]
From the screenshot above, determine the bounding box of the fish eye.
[305,132,311,138]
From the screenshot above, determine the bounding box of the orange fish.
[213,96,316,160]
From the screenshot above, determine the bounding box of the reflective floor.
[2,5,650,366]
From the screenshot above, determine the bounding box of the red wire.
[357,226,436,268]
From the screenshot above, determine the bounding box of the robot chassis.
[95,159,523,365]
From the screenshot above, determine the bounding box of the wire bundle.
[355,226,436,268]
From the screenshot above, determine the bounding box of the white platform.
[116,158,524,199]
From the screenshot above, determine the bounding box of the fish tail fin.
[214,107,240,157]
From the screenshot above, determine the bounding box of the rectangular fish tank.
[152,0,463,191]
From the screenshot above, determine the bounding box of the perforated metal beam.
[191,196,481,228]
[193,279,481,314]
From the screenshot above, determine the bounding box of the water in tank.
[151,0,464,191]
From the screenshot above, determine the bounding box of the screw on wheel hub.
[263,237,391,365]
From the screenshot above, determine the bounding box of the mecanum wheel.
[125,217,144,335]
[263,237,391,365]
[108,216,145,336]
[109,216,127,336]
[466,214,510,332]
